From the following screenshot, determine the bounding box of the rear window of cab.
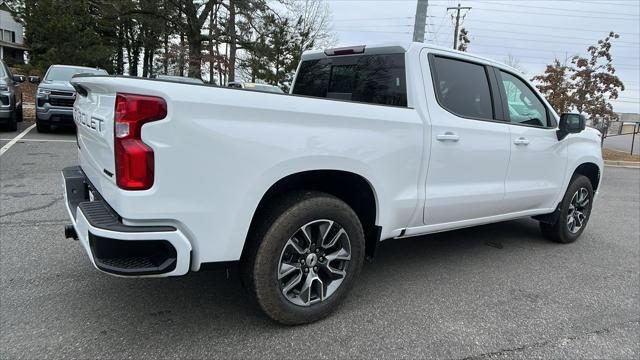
[292,53,408,107]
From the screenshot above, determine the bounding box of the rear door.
[494,69,567,212]
[421,53,511,225]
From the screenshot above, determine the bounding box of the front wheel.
[242,191,365,325]
[4,111,17,131]
[16,95,23,122]
[36,118,50,133]
[540,175,594,243]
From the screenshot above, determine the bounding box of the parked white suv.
[64,42,603,324]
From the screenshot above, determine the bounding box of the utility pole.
[413,0,429,42]
[447,3,471,49]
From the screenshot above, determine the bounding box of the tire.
[16,96,23,122]
[4,111,17,131]
[36,118,50,133]
[242,191,365,325]
[540,175,593,244]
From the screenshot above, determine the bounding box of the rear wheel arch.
[241,170,380,263]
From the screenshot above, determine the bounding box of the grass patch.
[603,148,640,162]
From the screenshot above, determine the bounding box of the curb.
[604,160,640,168]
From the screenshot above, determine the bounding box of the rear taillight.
[114,93,167,190]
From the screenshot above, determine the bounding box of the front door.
[496,70,567,212]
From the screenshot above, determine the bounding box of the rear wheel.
[540,175,593,243]
[242,191,365,325]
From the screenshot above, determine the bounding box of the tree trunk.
[116,24,124,75]
[217,41,222,85]
[148,46,155,77]
[208,6,215,84]
[142,47,150,77]
[187,31,202,79]
[178,32,185,76]
[228,0,236,82]
[163,32,169,75]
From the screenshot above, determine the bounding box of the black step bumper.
[62,166,192,276]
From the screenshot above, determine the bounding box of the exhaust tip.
[64,224,78,240]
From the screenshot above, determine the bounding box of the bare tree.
[283,0,336,51]
[504,54,527,75]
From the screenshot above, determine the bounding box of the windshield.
[45,66,107,82]
[244,83,284,93]
[156,75,204,84]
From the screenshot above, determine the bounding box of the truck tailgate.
[72,80,117,190]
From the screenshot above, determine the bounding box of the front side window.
[292,53,407,107]
[430,56,494,120]
[500,71,549,127]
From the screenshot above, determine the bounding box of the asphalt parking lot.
[1,122,639,359]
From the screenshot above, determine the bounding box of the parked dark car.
[0,60,24,131]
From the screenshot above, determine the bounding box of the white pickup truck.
[64,42,603,324]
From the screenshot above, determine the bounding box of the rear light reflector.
[114,93,167,190]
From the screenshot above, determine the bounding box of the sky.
[326,0,640,114]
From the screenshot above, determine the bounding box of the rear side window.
[430,56,494,120]
[292,54,407,107]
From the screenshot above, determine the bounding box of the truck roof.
[302,41,522,74]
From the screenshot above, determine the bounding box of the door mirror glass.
[28,75,41,84]
[13,74,25,83]
[557,113,586,140]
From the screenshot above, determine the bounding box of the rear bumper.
[62,166,192,277]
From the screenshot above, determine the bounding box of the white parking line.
[0,124,36,156]
[0,138,76,143]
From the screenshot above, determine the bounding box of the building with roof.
[0,0,27,65]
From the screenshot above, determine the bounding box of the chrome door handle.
[436,132,460,142]
[514,137,530,145]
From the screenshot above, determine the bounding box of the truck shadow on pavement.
[84,218,551,329]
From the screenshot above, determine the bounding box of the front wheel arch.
[573,162,601,192]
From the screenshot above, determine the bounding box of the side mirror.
[28,76,41,84]
[557,113,586,140]
[13,74,25,83]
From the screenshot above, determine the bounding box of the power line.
[334,29,412,34]
[436,18,639,36]
[336,24,413,28]
[433,0,640,17]
[432,37,640,64]
[462,32,639,49]
[332,17,414,22]
[436,26,640,45]
[466,51,640,70]
[563,0,640,8]
[460,6,636,21]
[444,0,639,5]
